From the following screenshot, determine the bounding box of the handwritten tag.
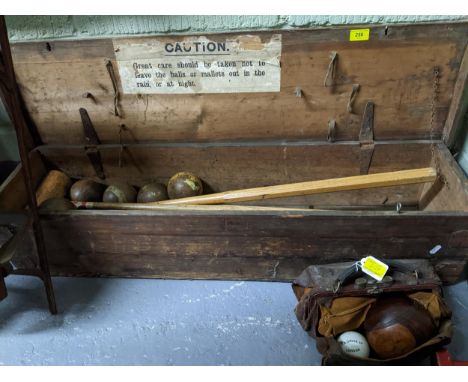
[360,256,388,281]
[349,29,370,41]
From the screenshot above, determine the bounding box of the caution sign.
[113,34,282,94]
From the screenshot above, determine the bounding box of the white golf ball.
[337,331,370,358]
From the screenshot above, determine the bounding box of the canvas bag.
[292,259,452,365]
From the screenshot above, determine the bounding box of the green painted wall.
[1,15,467,173]
[5,15,467,41]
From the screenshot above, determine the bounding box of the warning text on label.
[113,34,282,94]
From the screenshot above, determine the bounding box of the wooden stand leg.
[0,16,57,314]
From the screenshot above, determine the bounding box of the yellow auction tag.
[350,29,370,41]
[360,256,388,281]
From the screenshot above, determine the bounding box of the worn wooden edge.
[34,139,439,151]
[39,208,468,218]
[42,259,467,285]
[40,260,467,285]
[443,43,468,148]
[0,150,47,211]
[417,143,468,211]
[418,176,445,210]
[437,143,468,189]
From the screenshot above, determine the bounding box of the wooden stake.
[74,168,437,210]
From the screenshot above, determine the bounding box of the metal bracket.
[79,108,105,179]
[359,101,375,175]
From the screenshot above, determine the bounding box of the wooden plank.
[419,144,468,212]
[0,151,47,211]
[10,210,466,283]
[79,168,436,208]
[38,141,432,207]
[9,23,467,144]
[443,45,468,148]
[418,176,445,210]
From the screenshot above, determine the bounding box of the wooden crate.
[1,22,467,283]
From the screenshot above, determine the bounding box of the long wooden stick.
[71,203,315,212]
[74,168,437,210]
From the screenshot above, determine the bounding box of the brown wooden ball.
[364,295,436,359]
[137,182,168,203]
[39,197,76,212]
[103,183,137,203]
[70,179,105,202]
[167,172,203,199]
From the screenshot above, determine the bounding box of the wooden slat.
[443,45,468,148]
[419,144,468,212]
[9,23,468,145]
[418,176,445,210]
[10,210,466,283]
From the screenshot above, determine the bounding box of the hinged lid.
[9,22,468,146]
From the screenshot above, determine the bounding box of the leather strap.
[333,259,419,292]
[359,102,375,175]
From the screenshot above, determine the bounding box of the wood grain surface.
[38,141,433,207]
[17,209,465,283]
[10,23,468,145]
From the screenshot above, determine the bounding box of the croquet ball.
[137,182,168,203]
[167,172,203,199]
[103,182,137,203]
[39,197,76,211]
[337,331,370,359]
[70,179,105,202]
[364,295,436,359]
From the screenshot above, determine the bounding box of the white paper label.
[113,34,282,94]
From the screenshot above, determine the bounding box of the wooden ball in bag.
[363,295,436,359]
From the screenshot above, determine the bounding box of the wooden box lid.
[10,22,468,147]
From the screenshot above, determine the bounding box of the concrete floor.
[0,276,467,365]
